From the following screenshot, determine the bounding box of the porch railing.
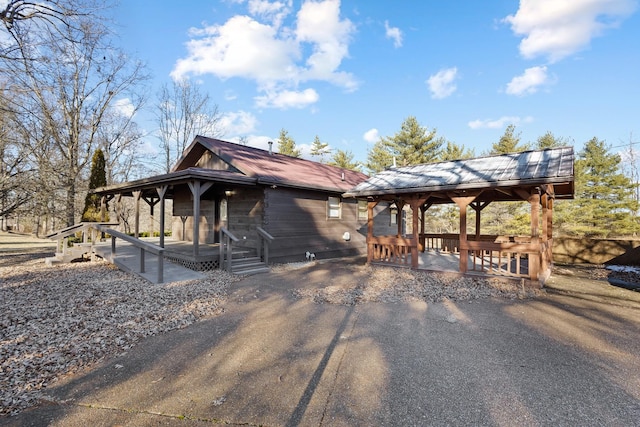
[422,233,549,279]
[256,226,274,265]
[372,233,551,280]
[46,221,119,255]
[367,235,417,268]
[219,226,239,272]
[95,224,166,283]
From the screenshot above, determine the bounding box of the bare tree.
[156,80,222,173]
[1,6,149,226]
[0,0,93,60]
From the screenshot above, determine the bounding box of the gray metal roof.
[344,146,574,199]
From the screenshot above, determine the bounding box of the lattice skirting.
[166,256,220,271]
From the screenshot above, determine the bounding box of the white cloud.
[247,0,292,27]
[172,0,357,109]
[505,65,550,96]
[363,128,379,143]
[254,87,319,109]
[426,67,458,99]
[295,0,357,90]
[113,98,135,117]
[384,21,403,48]
[468,116,534,130]
[219,110,258,136]
[503,0,637,62]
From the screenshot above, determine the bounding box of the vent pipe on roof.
[341,171,345,181]
[268,141,273,155]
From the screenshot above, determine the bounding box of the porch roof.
[344,146,574,201]
[93,168,257,197]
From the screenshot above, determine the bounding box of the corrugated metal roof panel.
[345,146,574,197]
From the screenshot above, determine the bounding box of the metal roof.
[173,136,369,193]
[95,136,369,197]
[344,146,574,199]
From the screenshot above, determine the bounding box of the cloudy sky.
[114,0,640,164]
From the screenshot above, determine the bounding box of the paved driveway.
[3,262,640,426]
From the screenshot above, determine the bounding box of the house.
[93,136,395,270]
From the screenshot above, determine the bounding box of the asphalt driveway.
[3,261,640,426]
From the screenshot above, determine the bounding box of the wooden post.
[133,191,141,239]
[529,190,540,281]
[157,186,167,248]
[100,196,107,222]
[410,199,420,269]
[367,200,377,263]
[395,200,404,237]
[420,205,426,252]
[188,181,201,257]
[450,195,478,274]
[188,181,213,257]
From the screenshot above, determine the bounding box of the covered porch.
[345,147,575,284]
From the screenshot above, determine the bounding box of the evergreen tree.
[277,128,301,158]
[490,124,529,154]
[366,139,394,173]
[536,131,565,149]
[440,141,474,161]
[328,149,361,171]
[382,116,443,166]
[568,137,639,237]
[310,135,331,162]
[81,149,108,222]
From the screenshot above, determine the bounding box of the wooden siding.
[263,187,392,263]
[226,187,264,249]
[171,185,216,243]
[195,150,241,173]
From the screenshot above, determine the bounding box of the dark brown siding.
[226,187,264,249]
[264,187,371,262]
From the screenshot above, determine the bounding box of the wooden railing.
[373,232,551,280]
[95,224,166,283]
[46,222,119,257]
[256,226,274,265]
[219,226,239,272]
[367,235,417,268]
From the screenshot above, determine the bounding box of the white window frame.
[357,200,368,221]
[328,196,342,219]
[390,205,398,225]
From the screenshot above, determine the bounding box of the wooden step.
[231,256,269,275]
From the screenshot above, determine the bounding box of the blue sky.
[112,0,640,167]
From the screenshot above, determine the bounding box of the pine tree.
[440,141,474,161]
[568,137,639,237]
[382,116,443,166]
[490,124,529,154]
[366,140,394,173]
[81,149,109,222]
[310,135,331,162]
[536,131,565,149]
[277,128,301,158]
[328,149,361,171]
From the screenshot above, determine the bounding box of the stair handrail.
[219,227,239,272]
[46,222,120,255]
[256,226,274,265]
[95,224,166,283]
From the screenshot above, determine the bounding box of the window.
[390,206,398,225]
[358,200,368,221]
[328,196,341,219]
[220,199,228,221]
